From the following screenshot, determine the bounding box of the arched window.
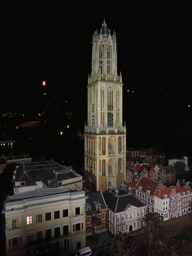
[107,45,112,74]
[116,87,119,111]
[118,137,122,154]
[108,137,115,154]
[116,112,119,125]
[108,159,113,176]
[102,160,106,176]
[99,44,104,74]
[88,137,90,152]
[123,137,125,154]
[118,158,122,173]
[108,113,113,127]
[122,158,124,173]
[99,137,101,155]
[99,160,101,173]
[102,137,106,155]
[101,112,104,126]
[101,86,104,110]
[107,86,113,111]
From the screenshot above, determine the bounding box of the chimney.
[159,189,161,198]
[115,188,118,195]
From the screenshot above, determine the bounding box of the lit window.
[27,216,32,225]
[12,219,18,229]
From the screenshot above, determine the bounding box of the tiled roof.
[154,187,172,199]
[125,181,137,189]
[86,191,107,211]
[103,188,145,213]
[136,176,159,194]
[14,161,81,187]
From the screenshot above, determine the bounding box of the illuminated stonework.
[84,20,126,192]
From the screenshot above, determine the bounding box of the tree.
[143,212,164,248]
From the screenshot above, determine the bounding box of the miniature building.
[103,188,146,235]
[84,20,126,192]
[12,160,83,194]
[3,188,86,256]
[85,191,108,236]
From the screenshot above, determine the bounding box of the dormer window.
[21,181,25,186]
[86,206,91,212]
[139,186,142,191]
[164,195,167,199]
[147,190,151,195]
[96,204,101,211]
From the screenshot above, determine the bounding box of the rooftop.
[14,160,81,188]
[103,188,145,213]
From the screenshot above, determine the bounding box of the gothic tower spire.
[84,21,126,192]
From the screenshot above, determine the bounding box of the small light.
[44,93,46,95]
[127,90,129,92]
[16,126,18,129]
[188,105,190,107]
[60,131,63,135]
[132,91,134,93]
[67,125,69,128]
[66,101,67,103]
[42,81,46,86]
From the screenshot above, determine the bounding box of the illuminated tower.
[84,20,126,192]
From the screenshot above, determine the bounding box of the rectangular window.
[36,214,42,223]
[12,219,18,229]
[12,237,19,247]
[46,229,52,240]
[63,225,69,235]
[102,222,105,229]
[36,231,43,242]
[76,223,81,231]
[63,209,68,217]
[64,238,69,247]
[26,216,32,225]
[54,211,60,219]
[75,207,80,215]
[45,212,51,221]
[102,212,105,220]
[54,227,60,238]
[26,233,33,245]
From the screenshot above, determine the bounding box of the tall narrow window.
[108,159,113,175]
[116,112,119,124]
[102,137,106,155]
[99,160,101,173]
[101,112,104,126]
[101,86,104,110]
[99,137,101,155]
[118,137,122,154]
[102,160,106,176]
[108,113,113,127]
[99,44,104,74]
[107,87,113,111]
[118,158,122,173]
[107,45,112,74]
[116,87,119,111]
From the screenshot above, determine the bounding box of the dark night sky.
[1,1,191,149]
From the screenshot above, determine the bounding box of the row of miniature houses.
[126,163,176,184]
[85,178,192,236]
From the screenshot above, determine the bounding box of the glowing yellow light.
[16,126,18,129]
[38,114,41,116]
[60,131,63,135]
[67,125,69,128]
[44,93,46,95]
[42,81,46,86]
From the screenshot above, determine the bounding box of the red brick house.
[85,191,108,236]
[126,168,134,181]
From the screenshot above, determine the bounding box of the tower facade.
[84,20,126,192]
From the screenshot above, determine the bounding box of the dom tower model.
[84,20,126,192]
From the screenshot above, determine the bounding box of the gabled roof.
[154,187,172,199]
[103,188,145,213]
[86,191,107,211]
[136,176,159,195]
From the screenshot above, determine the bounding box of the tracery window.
[102,160,106,176]
[102,137,106,155]
[107,86,113,111]
[101,112,104,126]
[101,86,104,110]
[116,87,119,111]
[118,158,122,173]
[118,137,122,154]
[108,113,113,127]
[99,137,101,155]
[99,44,104,74]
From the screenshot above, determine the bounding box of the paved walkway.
[86,214,192,256]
